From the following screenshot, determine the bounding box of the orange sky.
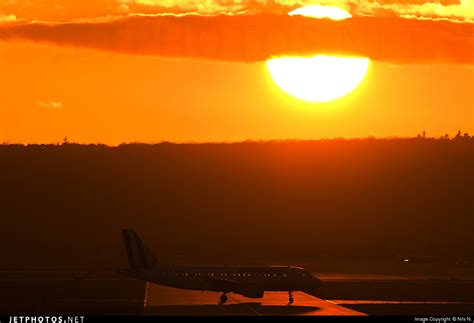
[0,0,473,144]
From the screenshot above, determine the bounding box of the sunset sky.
[0,0,473,144]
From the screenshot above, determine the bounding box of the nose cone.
[312,275,322,289]
[306,274,322,292]
[303,275,322,297]
[301,272,322,296]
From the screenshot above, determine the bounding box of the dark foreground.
[1,263,473,315]
[1,139,473,315]
[0,139,473,269]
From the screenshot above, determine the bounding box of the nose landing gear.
[219,293,228,304]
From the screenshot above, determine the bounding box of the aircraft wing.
[202,275,264,297]
[303,289,322,298]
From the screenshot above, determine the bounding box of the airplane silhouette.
[116,229,322,304]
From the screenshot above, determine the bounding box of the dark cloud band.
[0,14,472,64]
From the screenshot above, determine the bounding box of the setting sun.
[266,55,370,103]
[266,5,371,103]
[289,4,352,20]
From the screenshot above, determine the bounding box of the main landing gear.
[219,293,228,304]
[288,291,294,304]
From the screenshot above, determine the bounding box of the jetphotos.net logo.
[8,317,84,323]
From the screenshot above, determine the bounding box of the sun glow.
[289,5,352,20]
[267,56,370,103]
[266,6,370,103]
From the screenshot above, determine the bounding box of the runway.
[144,284,366,315]
[0,270,473,315]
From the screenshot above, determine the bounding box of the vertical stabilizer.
[121,229,159,270]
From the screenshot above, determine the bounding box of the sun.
[289,5,352,20]
[267,55,370,103]
[266,6,370,103]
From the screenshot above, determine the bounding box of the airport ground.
[1,261,473,316]
[1,141,473,316]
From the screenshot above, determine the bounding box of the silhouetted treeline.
[0,138,473,268]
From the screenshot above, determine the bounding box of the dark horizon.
[1,130,472,147]
[1,137,472,269]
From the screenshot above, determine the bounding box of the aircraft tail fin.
[121,229,160,271]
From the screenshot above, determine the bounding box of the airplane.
[116,229,322,304]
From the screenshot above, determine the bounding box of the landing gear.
[288,291,294,304]
[219,293,228,304]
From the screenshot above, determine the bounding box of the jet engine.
[236,289,264,299]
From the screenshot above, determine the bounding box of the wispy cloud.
[0,14,16,23]
[130,0,231,13]
[1,0,473,23]
[354,0,474,23]
[121,0,474,23]
[38,101,64,110]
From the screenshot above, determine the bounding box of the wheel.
[289,297,294,304]
[220,294,228,304]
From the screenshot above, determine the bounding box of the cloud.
[0,14,16,23]
[39,101,64,110]
[119,3,130,14]
[130,0,232,13]
[0,14,472,65]
[354,0,474,23]
[117,0,130,14]
[1,0,472,23]
[121,0,474,22]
